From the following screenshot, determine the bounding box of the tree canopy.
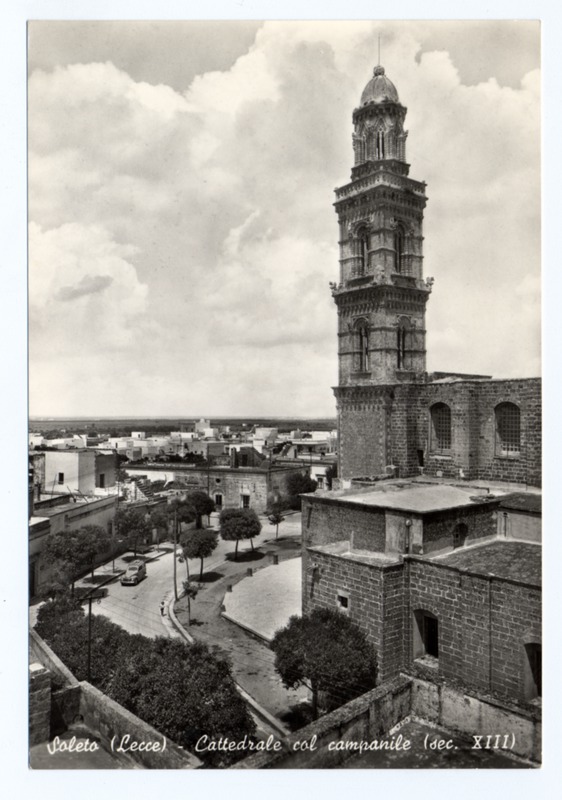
[34,598,255,765]
[181,529,218,580]
[219,508,262,559]
[271,608,377,719]
[42,525,111,586]
[284,472,318,510]
[116,507,153,556]
[185,491,215,529]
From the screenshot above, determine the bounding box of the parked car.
[120,560,147,586]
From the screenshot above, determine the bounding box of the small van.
[120,561,147,586]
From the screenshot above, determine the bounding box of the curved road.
[90,514,302,639]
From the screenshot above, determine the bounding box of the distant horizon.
[29,415,338,421]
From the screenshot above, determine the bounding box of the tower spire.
[378,33,381,66]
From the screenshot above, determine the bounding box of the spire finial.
[378,33,381,66]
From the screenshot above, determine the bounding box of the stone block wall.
[337,377,541,487]
[29,663,51,745]
[304,549,386,660]
[421,503,498,555]
[302,496,386,552]
[405,558,541,703]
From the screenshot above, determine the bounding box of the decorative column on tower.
[331,65,434,479]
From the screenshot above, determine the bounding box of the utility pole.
[87,596,93,682]
[173,506,178,601]
[86,590,104,683]
[112,470,119,572]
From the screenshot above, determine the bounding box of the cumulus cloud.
[28,21,540,416]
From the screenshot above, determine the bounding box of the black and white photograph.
[18,8,550,779]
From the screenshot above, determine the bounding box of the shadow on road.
[198,571,224,583]
[225,550,266,563]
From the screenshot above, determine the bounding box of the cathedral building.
[302,65,542,716]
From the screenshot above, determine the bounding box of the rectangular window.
[57,472,64,485]
[424,616,439,658]
[215,494,223,508]
[414,610,439,661]
[337,591,350,614]
[241,494,250,509]
[99,473,105,489]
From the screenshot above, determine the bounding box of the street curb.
[168,597,290,741]
[167,596,195,644]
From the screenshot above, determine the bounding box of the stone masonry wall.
[29,663,52,745]
[302,496,386,552]
[490,580,542,699]
[338,378,541,486]
[404,558,541,703]
[422,503,498,555]
[304,550,385,672]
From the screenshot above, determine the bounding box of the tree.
[147,506,170,547]
[219,508,262,559]
[185,490,215,529]
[181,580,199,625]
[181,529,218,580]
[75,525,111,578]
[36,599,255,766]
[271,608,377,719]
[116,508,152,557]
[284,472,318,510]
[267,503,285,539]
[43,529,86,593]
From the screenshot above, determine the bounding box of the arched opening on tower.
[355,226,370,275]
[354,319,370,372]
[394,226,405,273]
[396,316,411,370]
[375,130,385,160]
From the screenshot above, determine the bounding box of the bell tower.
[332,65,433,478]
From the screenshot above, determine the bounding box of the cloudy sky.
[28,19,540,418]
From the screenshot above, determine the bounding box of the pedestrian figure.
[160,600,166,617]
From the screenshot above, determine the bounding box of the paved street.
[84,511,303,640]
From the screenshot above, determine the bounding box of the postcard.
[23,13,547,783]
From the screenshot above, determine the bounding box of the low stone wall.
[78,682,201,769]
[410,676,541,762]
[29,631,201,769]
[29,628,79,689]
[231,675,412,769]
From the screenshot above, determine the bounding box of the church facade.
[331,66,541,487]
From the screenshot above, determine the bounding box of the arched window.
[375,130,385,159]
[394,226,405,273]
[356,227,369,274]
[355,320,370,372]
[397,327,407,369]
[452,522,468,549]
[430,403,451,453]
[495,402,521,456]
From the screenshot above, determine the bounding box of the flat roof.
[339,484,489,514]
[436,541,541,586]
